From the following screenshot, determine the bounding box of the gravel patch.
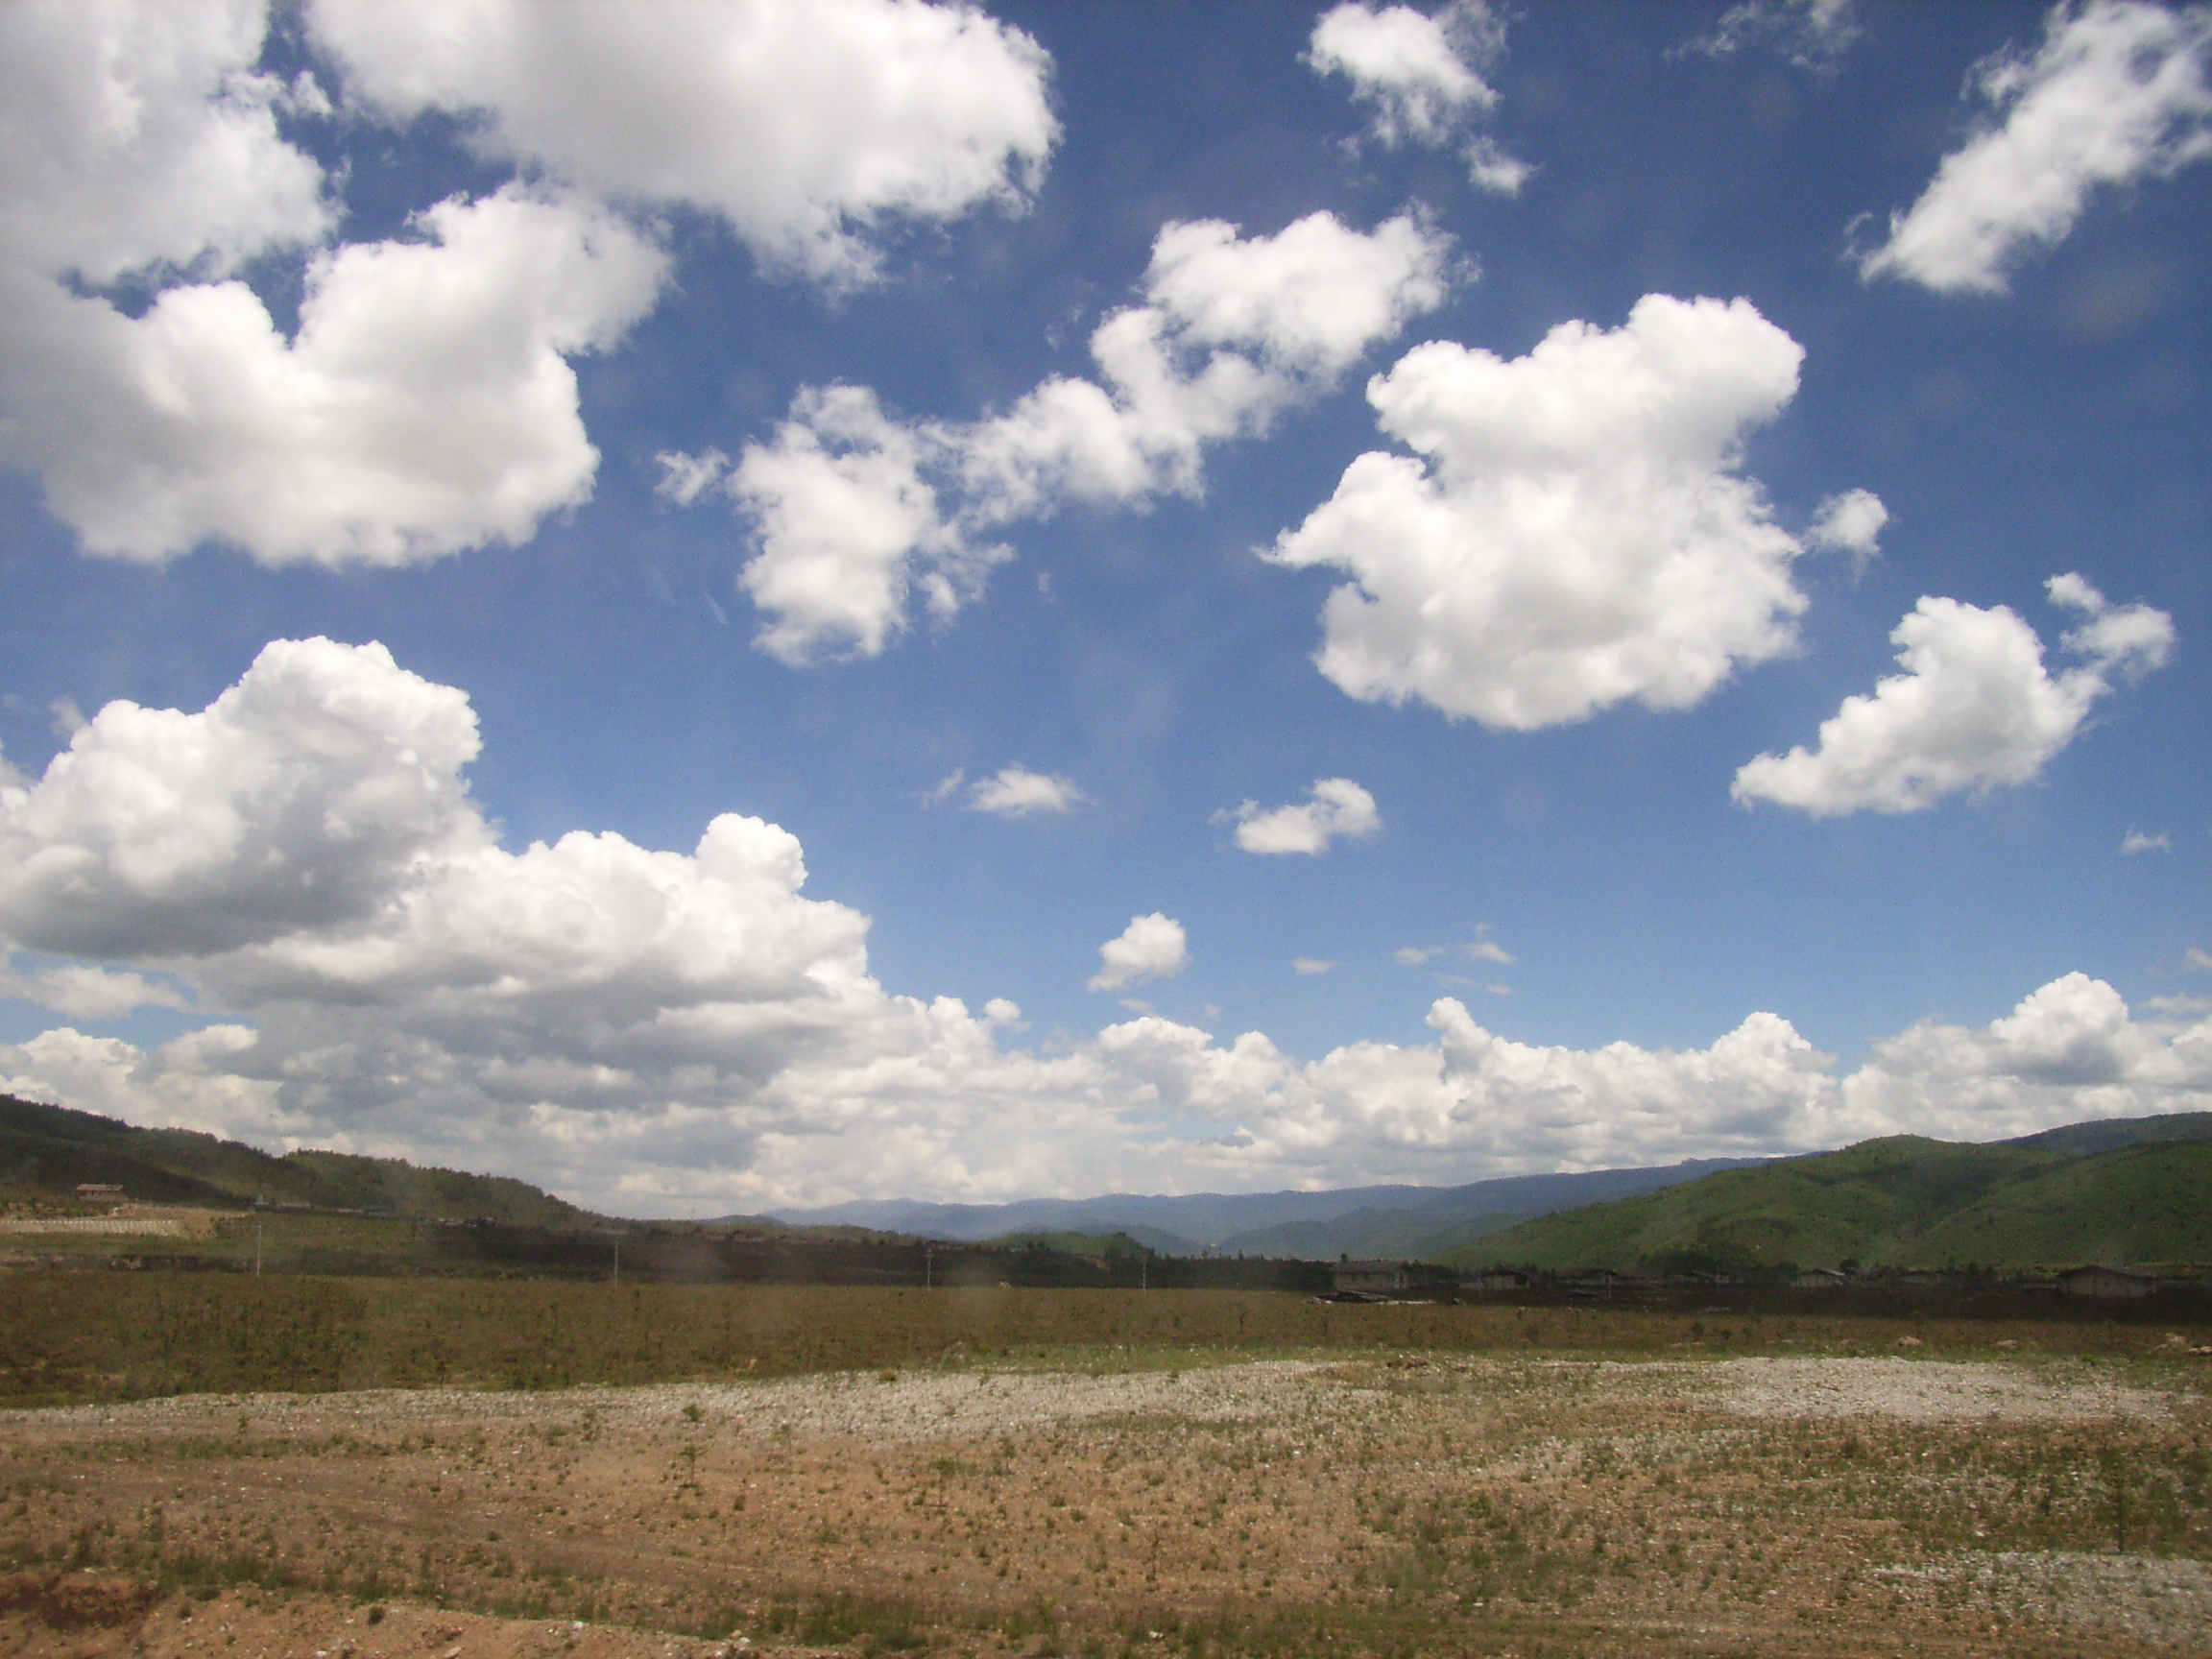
[1877,1551,2212,1651]
[1712,1357,2174,1422]
[0,1358,1337,1444]
[0,1217,184,1236]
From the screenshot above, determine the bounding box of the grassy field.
[0,1277,2208,1658]
[1,1271,2206,1407]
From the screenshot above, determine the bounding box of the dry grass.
[0,1286,2208,1656]
[3,1274,2202,1407]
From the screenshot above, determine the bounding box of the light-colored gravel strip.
[5,1353,2188,1441]
[1,1358,1339,1443]
[0,1217,184,1236]
[1712,1357,2173,1422]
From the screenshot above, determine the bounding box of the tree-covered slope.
[0,1094,599,1226]
[1447,1119,2212,1273]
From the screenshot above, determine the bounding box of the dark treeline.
[443,1222,1335,1292]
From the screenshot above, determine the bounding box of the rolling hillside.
[0,1094,601,1227]
[1448,1118,2212,1273]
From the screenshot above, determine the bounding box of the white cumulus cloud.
[1836,972,2212,1142]
[729,385,997,664]
[711,212,1452,661]
[0,0,1051,568]
[0,637,488,958]
[305,0,1057,288]
[0,0,329,283]
[1806,488,1888,561]
[1732,574,2174,816]
[956,211,1453,517]
[1268,294,1812,729]
[2,185,667,566]
[1860,0,2212,294]
[7,643,2203,1210]
[0,7,665,569]
[1089,914,1190,993]
[1223,778,1382,854]
[964,765,1087,818]
[1306,1,1530,193]
[2121,829,2170,854]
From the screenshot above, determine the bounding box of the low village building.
[1332,1258,1409,1296]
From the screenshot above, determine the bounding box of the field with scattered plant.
[1,1278,2208,1658]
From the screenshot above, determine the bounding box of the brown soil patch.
[1,1352,2205,1657]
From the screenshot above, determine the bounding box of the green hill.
[2004,1111,2212,1156]
[0,1093,600,1227]
[1446,1118,2212,1274]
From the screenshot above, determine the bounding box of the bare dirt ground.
[2,1350,2207,1658]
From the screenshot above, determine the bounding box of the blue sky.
[0,0,2206,1214]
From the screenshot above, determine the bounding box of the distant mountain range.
[10,1086,2207,1272]
[762,1158,1778,1259]
[1447,1113,2212,1273]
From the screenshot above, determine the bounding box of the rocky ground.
[2,1348,2207,1657]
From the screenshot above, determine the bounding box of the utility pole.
[254,1214,263,1277]
[597,1226,627,1286]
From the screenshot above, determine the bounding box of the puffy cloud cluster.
[1838,973,2212,1142]
[4,642,2204,1210]
[669,211,1454,662]
[5,184,667,565]
[957,213,1452,512]
[0,0,1056,566]
[1268,294,1816,729]
[728,386,997,663]
[1089,915,1190,994]
[1305,2,1529,194]
[1732,574,2174,815]
[1221,778,1381,855]
[0,638,896,1197]
[0,637,486,958]
[0,0,328,283]
[307,0,1055,287]
[1089,977,2212,1185]
[1861,0,2212,294]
